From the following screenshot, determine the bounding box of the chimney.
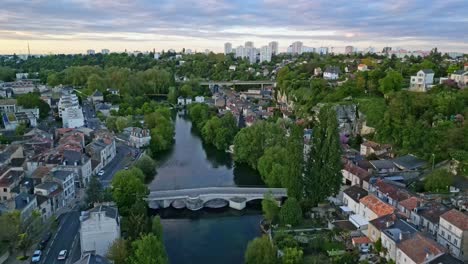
[357,193,361,200]
[399,232,403,241]
[386,221,393,228]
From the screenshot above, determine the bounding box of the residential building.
[323,66,340,80]
[437,209,468,261]
[396,233,445,264]
[0,144,24,167]
[224,42,232,55]
[34,181,63,213]
[314,67,322,76]
[380,218,418,261]
[449,70,467,88]
[195,96,204,103]
[342,185,368,214]
[368,213,398,242]
[410,69,435,92]
[409,201,450,236]
[319,47,329,55]
[244,41,254,48]
[268,41,278,55]
[352,236,372,252]
[357,64,368,71]
[91,90,104,103]
[345,46,354,55]
[63,107,84,128]
[36,194,53,222]
[360,140,392,157]
[426,253,464,264]
[370,180,411,207]
[397,197,422,219]
[80,205,120,256]
[358,195,395,222]
[0,168,24,200]
[58,93,80,118]
[101,49,110,55]
[128,127,151,148]
[0,99,17,113]
[259,45,272,62]
[86,138,116,174]
[58,150,93,187]
[392,154,426,171]
[107,88,119,95]
[235,45,244,58]
[13,193,38,220]
[369,160,397,174]
[290,41,303,54]
[342,162,371,190]
[2,110,38,130]
[87,49,95,55]
[73,253,110,264]
[51,170,76,206]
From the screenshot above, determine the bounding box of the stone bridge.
[199,80,276,89]
[146,187,287,211]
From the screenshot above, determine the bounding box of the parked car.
[57,250,67,260]
[97,170,105,176]
[31,250,42,262]
[38,232,52,249]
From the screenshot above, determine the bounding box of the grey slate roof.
[92,90,103,97]
[89,205,118,219]
[421,69,434,74]
[73,253,110,264]
[52,170,73,181]
[370,159,396,170]
[392,155,426,170]
[325,66,341,74]
[343,185,368,203]
[15,193,36,210]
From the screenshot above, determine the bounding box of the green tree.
[244,236,277,264]
[304,106,342,206]
[16,233,33,258]
[107,238,129,264]
[129,234,168,264]
[115,116,130,132]
[424,169,453,193]
[258,146,287,187]
[284,125,304,200]
[282,247,303,264]
[111,168,148,216]
[16,93,51,119]
[15,123,27,136]
[85,176,103,205]
[262,192,280,223]
[105,116,117,132]
[152,215,164,239]
[279,198,302,226]
[0,211,21,252]
[0,67,15,82]
[135,155,157,183]
[378,70,403,95]
[87,73,106,92]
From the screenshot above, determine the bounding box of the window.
[448,234,451,241]
[453,239,457,246]
[2,188,6,192]
[442,230,445,236]
[449,225,452,231]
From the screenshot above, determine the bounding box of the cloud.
[0,0,467,53]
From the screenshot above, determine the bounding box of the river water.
[149,111,264,264]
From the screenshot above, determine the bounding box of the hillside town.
[0,39,466,264]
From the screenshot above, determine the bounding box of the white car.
[58,250,67,260]
[31,250,42,262]
[97,170,105,176]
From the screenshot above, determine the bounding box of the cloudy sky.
[1,0,467,54]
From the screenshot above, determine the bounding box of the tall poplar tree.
[303,106,342,206]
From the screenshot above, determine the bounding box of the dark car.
[38,232,52,249]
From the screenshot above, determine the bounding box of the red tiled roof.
[352,236,371,244]
[374,180,411,202]
[344,163,371,180]
[398,197,422,211]
[440,209,468,230]
[360,195,395,217]
[398,233,445,263]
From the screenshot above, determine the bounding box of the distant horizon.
[1,43,467,56]
[1,1,467,54]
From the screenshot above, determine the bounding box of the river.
[149,111,264,264]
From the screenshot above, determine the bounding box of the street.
[41,211,81,264]
[82,101,102,130]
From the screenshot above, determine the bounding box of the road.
[82,101,101,130]
[100,143,136,187]
[41,211,81,264]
